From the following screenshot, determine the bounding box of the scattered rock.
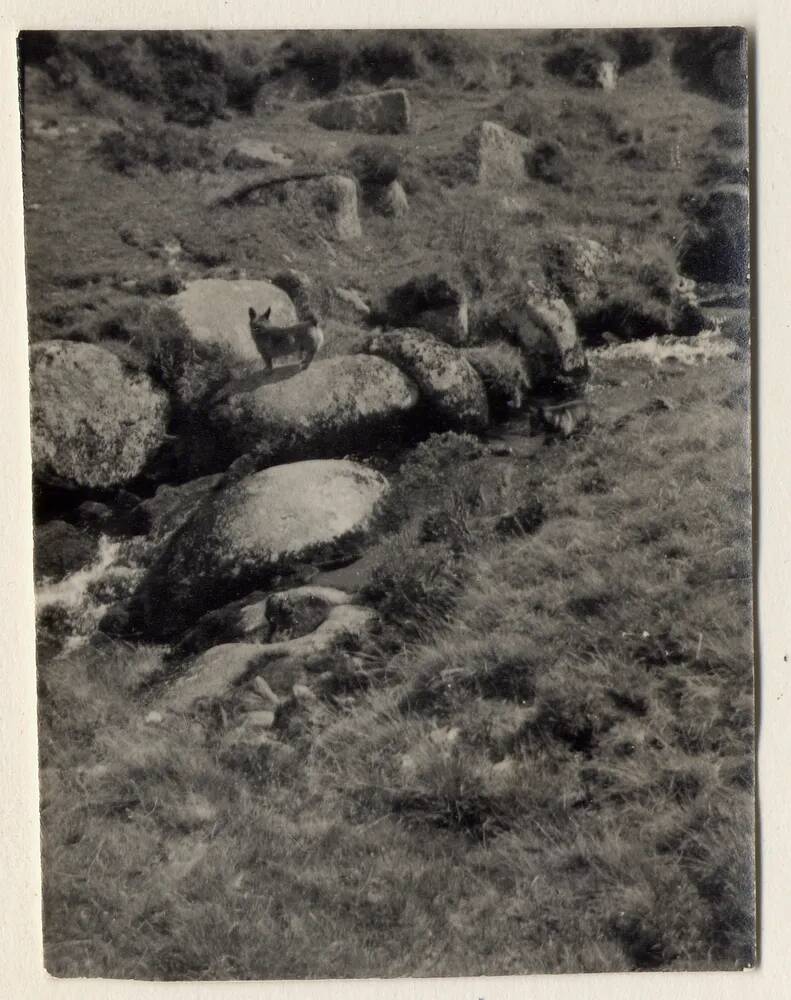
[248,174,363,241]
[545,43,619,89]
[464,121,531,187]
[382,273,469,346]
[242,709,277,730]
[174,585,353,659]
[543,234,613,310]
[211,354,419,463]
[250,675,281,707]
[30,341,169,491]
[223,139,294,169]
[596,61,618,90]
[489,297,588,387]
[159,603,377,711]
[173,278,298,364]
[34,520,99,583]
[135,460,388,639]
[371,179,409,217]
[158,643,270,712]
[366,329,489,433]
[332,287,371,320]
[309,88,411,135]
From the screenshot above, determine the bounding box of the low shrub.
[527,141,574,187]
[604,29,657,71]
[362,528,468,638]
[348,142,401,187]
[96,121,218,175]
[671,27,748,107]
[92,302,234,407]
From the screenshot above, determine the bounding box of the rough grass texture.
[38,356,754,978]
[23,28,753,980]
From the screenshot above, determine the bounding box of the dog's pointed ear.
[249,307,256,321]
[263,307,272,320]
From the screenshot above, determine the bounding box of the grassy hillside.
[23,29,754,978]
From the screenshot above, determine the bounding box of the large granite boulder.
[211,354,419,463]
[366,329,489,433]
[172,278,298,365]
[30,340,169,491]
[133,459,388,639]
[309,89,411,135]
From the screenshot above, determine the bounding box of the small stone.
[243,709,276,730]
[251,675,281,706]
[145,711,164,724]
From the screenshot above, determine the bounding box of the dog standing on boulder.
[248,306,325,372]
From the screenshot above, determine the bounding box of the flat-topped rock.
[309,88,411,135]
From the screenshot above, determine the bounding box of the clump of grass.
[374,431,486,533]
[96,120,218,175]
[92,302,234,408]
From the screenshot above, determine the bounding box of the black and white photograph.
[18,26,754,980]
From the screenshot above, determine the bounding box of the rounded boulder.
[136,459,388,639]
[172,278,298,364]
[212,354,419,462]
[30,340,169,491]
[366,329,489,433]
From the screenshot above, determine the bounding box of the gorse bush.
[348,142,402,187]
[31,31,267,124]
[96,121,218,174]
[93,302,235,408]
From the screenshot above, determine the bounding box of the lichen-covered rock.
[173,278,298,364]
[30,341,169,491]
[509,297,588,385]
[134,459,388,639]
[464,121,531,187]
[211,354,419,462]
[543,234,614,310]
[309,89,411,135]
[366,329,489,433]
